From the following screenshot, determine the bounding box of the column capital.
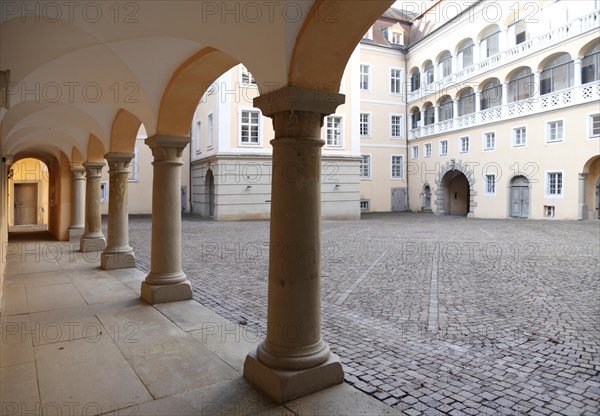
[145,135,189,161]
[254,86,344,118]
[105,152,135,173]
[83,161,105,178]
[71,165,86,179]
[3,154,14,166]
[579,172,588,180]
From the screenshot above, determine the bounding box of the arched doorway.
[582,156,600,220]
[510,176,530,218]
[9,158,50,230]
[206,169,215,218]
[422,184,432,211]
[442,170,469,215]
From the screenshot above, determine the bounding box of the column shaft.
[140,135,192,304]
[101,153,135,270]
[69,166,86,242]
[579,173,588,220]
[80,162,106,252]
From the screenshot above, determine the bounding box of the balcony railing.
[407,9,600,103]
[409,81,600,140]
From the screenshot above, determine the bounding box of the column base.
[68,227,84,243]
[140,279,192,304]
[80,236,106,252]
[579,204,589,220]
[101,250,136,270]
[243,349,344,403]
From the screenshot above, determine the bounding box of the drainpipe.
[404,48,410,212]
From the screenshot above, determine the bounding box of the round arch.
[435,160,476,217]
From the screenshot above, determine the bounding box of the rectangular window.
[485,174,496,195]
[481,31,499,58]
[546,120,564,143]
[359,113,370,136]
[391,115,402,138]
[207,114,214,147]
[590,114,600,137]
[545,205,555,218]
[391,155,404,179]
[360,200,370,211]
[390,68,402,94]
[194,120,202,153]
[360,64,370,91]
[240,65,256,86]
[459,136,469,153]
[411,145,419,159]
[514,20,527,45]
[547,172,563,196]
[326,116,343,147]
[390,31,403,45]
[240,110,259,144]
[360,155,371,179]
[129,146,139,182]
[100,181,108,203]
[440,140,448,156]
[458,44,473,70]
[513,127,527,147]
[424,143,432,158]
[483,132,496,150]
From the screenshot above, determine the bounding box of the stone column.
[420,109,426,127]
[434,105,439,124]
[534,71,541,98]
[80,162,106,252]
[574,58,582,87]
[578,173,588,220]
[68,166,86,242]
[101,153,135,270]
[243,86,344,403]
[140,135,192,304]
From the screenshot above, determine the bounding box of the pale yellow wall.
[8,158,49,225]
[407,103,599,219]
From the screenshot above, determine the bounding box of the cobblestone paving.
[128,213,600,415]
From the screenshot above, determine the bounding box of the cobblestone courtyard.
[128,213,599,415]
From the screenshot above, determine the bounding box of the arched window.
[457,88,475,116]
[410,69,421,92]
[438,96,453,121]
[438,51,452,79]
[480,26,500,59]
[480,79,502,110]
[541,53,573,94]
[457,40,474,70]
[508,67,534,102]
[410,108,421,129]
[582,43,600,84]
[423,61,434,85]
[424,103,435,126]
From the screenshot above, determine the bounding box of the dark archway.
[435,160,476,217]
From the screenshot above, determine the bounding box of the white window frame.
[363,26,373,40]
[483,131,496,151]
[390,114,403,139]
[194,120,202,154]
[100,181,108,203]
[544,205,556,218]
[390,154,404,180]
[359,112,371,137]
[240,65,257,87]
[512,126,527,148]
[484,173,496,195]
[129,146,139,182]
[459,136,469,154]
[390,31,403,45]
[360,63,371,92]
[439,139,448,156]
[360,200,370,211]
[588,113,599,138]
[207,113,214,148]
[390,67,403,95]
[360,154,372,180]
[545,170,564,199]
[411,145,419,160]
[545,119,564,143]
[423,142,432,158]
[324,115,344,148]
[238,108,261,146]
